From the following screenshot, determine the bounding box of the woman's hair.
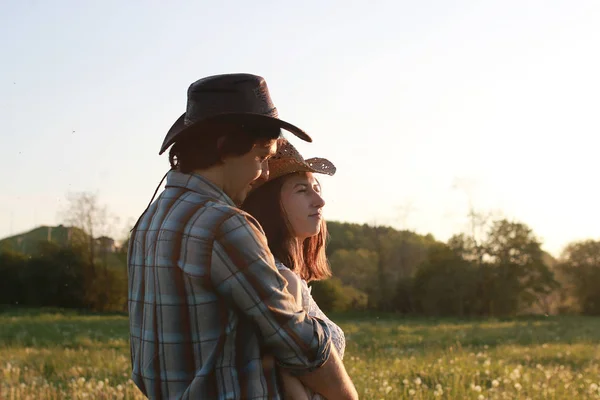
[241,173,331,282]
[169,120,281,173]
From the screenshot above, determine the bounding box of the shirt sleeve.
[212,211,332,375]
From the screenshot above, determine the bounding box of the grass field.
[2,309,600,399]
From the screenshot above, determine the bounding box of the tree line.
[1,192,599,317]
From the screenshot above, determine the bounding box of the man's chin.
[233,195,245,206]
[251,176,267,189]
[234,186,251,206]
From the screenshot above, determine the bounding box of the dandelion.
[492,380,499,388]
[414,377,422,386]
[514,383,522,391]
[510,368,521,380]
[408,389,416,396]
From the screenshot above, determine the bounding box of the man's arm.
[212,212,357,399]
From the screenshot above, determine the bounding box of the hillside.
[0,225,88,255]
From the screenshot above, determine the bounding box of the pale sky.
[1,0,599,257]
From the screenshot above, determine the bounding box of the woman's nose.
[313,191,325,208]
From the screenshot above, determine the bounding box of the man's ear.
[216,131,233,160]
[216,135,226,153]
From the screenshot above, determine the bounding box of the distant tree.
[448,233,481,264]
[370,222,390,311]
[0,242,87,308]
[25,241,87,308]
[326,220,440,311]
[59,191,120,275]
[413,243,478,317]
[448,206,497,265]
[0,250,28,306]
[485,219,558,315]
[58,192,123,310]
[310,277,368,312]
[329,248,378,302]
[558,239,600,315]
[446,212,559,317]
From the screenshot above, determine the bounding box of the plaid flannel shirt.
[127,170,332,399]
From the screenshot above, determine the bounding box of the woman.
[242,138,345,400]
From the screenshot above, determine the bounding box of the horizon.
[2,1,599,258]
[0,218,573,260]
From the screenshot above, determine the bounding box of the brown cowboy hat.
[159,73,312,155]
[251,138,336,191]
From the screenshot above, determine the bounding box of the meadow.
[2,309,600,399]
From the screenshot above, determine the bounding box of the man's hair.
[241,173,331,282]
[169,120,281,173]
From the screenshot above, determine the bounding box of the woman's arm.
[275,269,311,400]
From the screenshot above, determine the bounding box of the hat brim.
[159,112,312,155]
[250,157,336,192]
[270,157,336,178]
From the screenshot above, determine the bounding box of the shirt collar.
[165,170,236,207]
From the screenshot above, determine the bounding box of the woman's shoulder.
[275,261,304,305]
[275,262,307,286]
[274,260,291,272]
[275,262,303,286]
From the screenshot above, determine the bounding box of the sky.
[1,0,599,257]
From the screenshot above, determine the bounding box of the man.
[128,74,358,399]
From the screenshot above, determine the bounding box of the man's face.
[222,139,278,204]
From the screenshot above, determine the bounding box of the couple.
[127,74,358,399]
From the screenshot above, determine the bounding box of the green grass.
[2,309,600,399]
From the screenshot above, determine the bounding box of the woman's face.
[280,172,325,240]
